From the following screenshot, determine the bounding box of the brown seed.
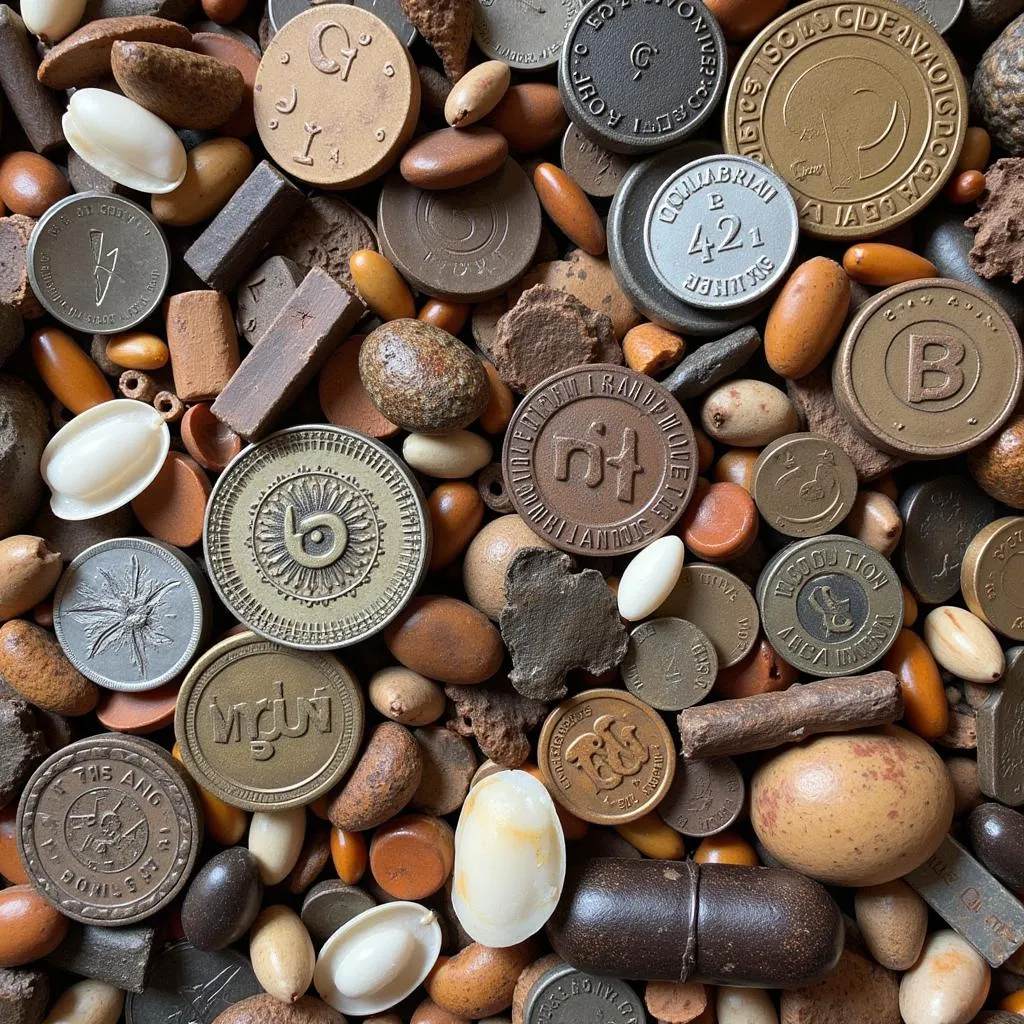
[181,402,244,472]
[621,323,685,376]
[104,331,169,371]
[286,825,331,894]
[0,886,69,967]
[190,33,259,139]
[945,169,986,204]
[712,449,759,492]
[0,619,97,716]
[411,726,477,816]
[131,451,212,549]
[400,127,508,190]
[486,84,567,154]
[419,299,470,336]
[428,482,484,571]
[479,362,515,435]
[0,153,70,218]
[96,682,179,735]
[714,636,798,699]
[0,805,28,884]
[955,126,992,174]
[151,137,254,227]
[350,250,416,323]
[212,995,345,1024]
[532,163,606,257]
[968,414,1024,509]
[368,667,446,727]
[318,335,400,440]
[30,327,113,414]
[845,490,903,556]
[427,942,534,1018]
[369,813,455,899]
[0,536,61,621]
[678,479,759,562]
[882,629,948,742]
[841,243,937,287]
[445,60,511,127]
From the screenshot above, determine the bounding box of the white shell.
[617,535,686,621]
[402,431,492,479]
[314,902,441,1016]
[21,0,86,42]
[452,769,565,948]
[63,90,187,194]
[41,400,170,520]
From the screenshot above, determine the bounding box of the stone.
[400,127,508,190]
[45,923,156,993]
[780,948,900,1024]
[968,414,1024,508]
[235,256,304,346]
[0,378,48,538]
[961,0,1024,40]
[212,995,345,1024]
[410,727,477,816]
[0,216,42,320]
[445,680,549,768]
[853,880,929,971]
[0,620,98,717]
[181,847,263,950]
[966,158,1024,282]
[67,151,134,198]
[0,966,49,1024]
[0,304,22,369]
[972,14,1024,156]
[661,326,761,402]
[399,0,473,79]
[0,699,45,810]
[898,931,990,1024]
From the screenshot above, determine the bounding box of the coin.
[560,124,633,198]
[962,518,1024,642]
[757,535,903,677]
[268,0,352,33]
[559,0,727,155]
[752,433,858,538]
[301,880,376,945]
[524,963,643,1024]
[834,280,1023,458]
[17,735,201,925]
[723,0,968,240]
[204,425,430,649]
[621,617,718,712]
[26,193,170,334]
[977,647,1024,806]
[254,6,420,189]
[657,757,744,837]
[643,154,798,310]
[52,539,211,692]
[353,0,417,46]
[475,0,582,70]
[502,364,697,557]
[538,688,675,825]
[894,0,964,35]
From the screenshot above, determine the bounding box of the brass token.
[962,518,1024,642]
[621,618,718,712]
[538,688,675,825]
[723,0,967,240]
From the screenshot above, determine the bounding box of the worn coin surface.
[538,688,676,825]
[893,0,964,34]
[475,0,581,70]
[525,963,644,1024]
[657,756,744,837]
[963,519,1024,642]
[621,617,718,712]
[502,364,697,557]
[268,0,353,33]
[27,193,170,334]
[560,123,633,198]
[204,426,429,649]
[352,0,416,45]
[977,647,1024,807]
[834,280,1023,458]
[18,735,201,925]
[723,0,968,239]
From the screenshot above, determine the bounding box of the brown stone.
[0,698,46,810]
[968,413,1024,508]
[445,680,549,768]
[714,637,798,700]
[967,158,1024,282]
[0,620,98,716]
[400,127,508,190]
[485,84,567,154]
[318,334,399,439]
[399,0,473,79]
[190,32,258,139]
[285,826,331,895]
[427,942,534,1018]
[410,727,476,816]
[165,291,240,402]
[0,965,49,1024]
[780,948,900,1024]
[0,216,41,319]
[212,995,345,1024]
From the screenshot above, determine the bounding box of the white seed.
[250,905,315,1004]
[43,980,124,1024]
[716,986,777,1024]
[21,0,86,42]
[403,431,492,479]
[617,535,685,621]
[335,925,415,998]
[444,60,511,127]
[248,807,306,885]
[924,606,1005,684]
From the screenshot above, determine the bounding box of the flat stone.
[445,680,550,768]
[661,326,761,402]
[235,256,305,346]
[45,923,156,993]
[0,216,42,320]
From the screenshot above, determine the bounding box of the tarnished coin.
[894,0,964,34]
[752,433,858,538]
[524,963,643,1024]
[27,193,170,334]
[174,631,364,811]
[621,617,718,712]
[17,735,201,925]
[53,539,211,693]
[475,0,582,70]
[502,365,697,557]
[538,688,676,825]
[204,425,429,649]
[834,280,1024,458]
[269,0,352,33]
[962,518,1024,642]
[560,124,633,198]
[723,0,968,239]
[758,535,903,677]
[977,647,1024,807]
[644,154,798,310]
[657,756,744,837]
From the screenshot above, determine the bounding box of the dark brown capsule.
[968,802,1024,891]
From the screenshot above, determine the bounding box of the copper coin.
[657,756,744,837]
[621,617,718,712]
[502,364,697,557]
[962,518,1024,642]
[538,688,676,825]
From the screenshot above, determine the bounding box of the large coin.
[621,617,718,712]
[204,426,429,650]
[723,0,968,240]
[962,519,1024,642]
[475,0,582,70]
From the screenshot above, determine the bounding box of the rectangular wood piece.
[0,5,64,153]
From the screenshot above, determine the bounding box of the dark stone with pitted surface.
[661,327,761,402]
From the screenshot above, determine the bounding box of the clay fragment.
[445,679,549,768]
[966,158,1024,283]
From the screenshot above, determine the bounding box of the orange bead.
[945,170,986,205]
[369,814,455,900]
[842,244,937,287]
[428,481,484,570]
[522,764,588,840]
[712,449,759,492]
[0,886,68,966]
[693,831,759,866]
[679,479,759,561]
[622,322,685,376]
[478,361,514,435]
[330,827,368,883]
[418,299,470,336]
[883,628,948,741]
[901,583,918,628]
[30,327,113,414]
[999,990,1024,1013]
[714,637,798,699]
[0,152,70,217]
[0,805,27,884]
[349,249,415,322]
[105,331,170,371]
[172,742,247,844]
[955,127,992,174]
[532,162,606,257]
[615,812,686,860]
[694,429,714,474]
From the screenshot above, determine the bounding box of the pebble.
[104,332,169,371]
[329,829,368,885]
[615,813,686,860]
[0,697,46,807]
[318,336,400,440]
[368,668,446,727]
[402,432,493,479]
[716,987,778,1024]
[968,802,1024,889]
[946,170,987,204]
[151,137,253,226]
[701,379,799,446]
[250,906,315,1005]
[181,847,263,950]
[350,252,416,323]
[621,323,685,376]
[972,14,1024,156]
[842,244,938,286]
[445,60,511,126]
[463,515,553,621]
[854,880,929,971]
[419,300,471,336]
[0,620,97,716]
[130,451,211,549]
[369,814,455,899]
[40,980,123,1024]
[899,931,990,1024]
[0,887,68,968]
[661,326,761,402]
[0,154,70,218]
[427,942,535,1018]
[845,490,902,556]
[946,756,982,816]
[616,535,686,621]
[693,831,759,866]
[95,683,178,734]
[923,606,1005,683]
[180,402,243,471]
[411,727,477,816]
[957,127,993,173]
[479,363,515,435]
[212,995,345,1024]
[0,537,61,621]
[248,807,307,886]
[21,0,87,42]
[882,629,949,742]
[532,163,606,257]
[644,981,708,1023]
[780,947,900,1024]
[400,128,508,190]
[714,638,798,699]
[29,329,113,415]
[485,84,567,153]
[679,480,759,562]
[968,414,1024,508]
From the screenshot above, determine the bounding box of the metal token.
[621,617,718,712]
[962,518,1024,641]
[643,154,798,310]
[502,365,697,557]
[475,0,582,70]
[893,0,964,35]
[204,425,429,650]
[17,735,201,925]
[352,0,416,46]
[656,756,744,837]
[560,123,633,199]
[977,647,1024,806]
[27,193,170,334]
[301,880,376,945]
[268,0,352,33]
[524,963,645,1024]
[53,539,210,693]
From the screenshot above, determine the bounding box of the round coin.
[834,279,1024,458]
[502,364,697,557]
[752,433,858,538]
[657,756,744,837]
[524,963,643,1024]
[27,193,170,334]
[893,0,964,35]
[560,123,633,198]
[723,0,968,240]
[962,517,1024,642]
[204,426,430,649]
[268,0,352,33]
[538,688,676,825]
[301,880,376,945]
[17,735,201,925]
[621,617,718,712]
[644,154,798,310]
[475,0,582,70]
[559,0,727,155]
[175,631,364,811]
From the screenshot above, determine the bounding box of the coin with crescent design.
[475,0,583,70]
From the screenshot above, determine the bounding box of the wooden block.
[211,268,364,440]
[235,254,305,345]
[165,290,240,401]
[0,6,65,154]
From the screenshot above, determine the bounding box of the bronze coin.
[621,617,718,712]
[962,518,1024,642]
[502,364,698,557]
[538,688,676,825]
[656,756,744,837]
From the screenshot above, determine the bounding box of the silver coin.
[353,0,417,46]
[894,0,964,33]
[559,123,633,199]
[53,538,210,692]
[268,0,351,33]
[27,193,170,334]
[643,154,798,311]
[474,0,583,71]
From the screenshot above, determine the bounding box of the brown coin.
[657,756,744,837]
[559,124,633,199]
[538,688,676,825]
[502,365,697,557]
[621,617,718,712]
[834,279,1023,459]
[962,518,1024,642]
[254,6,420,189]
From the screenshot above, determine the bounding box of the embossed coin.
[204,426,429,649]
[644,154,798,310]
[657,756,744,837]
[377,161,541,302]
[17,735,201,925]
[254,6,420,189]
[962,519,1024,642]
[524,963,644,1024]
[502,365,697,557]
[977,647,1024,806]
[621,617,718,712]
[757,535,903,677]
[475,0,582,69]
[560,124,633,198]
[752,433,858,539]
[723,0,968,239]
[559,0,727,155]
[834,280,1023,458]
[27,193,170,334]
[893,0,964,34]
[538,688,676,825]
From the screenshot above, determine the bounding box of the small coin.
[502,364,697,557]
[268,0,352,33]
[538,688,676,825]
[301,880,376,945]
[962,518,1024,642]
[644,154,798,310]
[621,617,718,712]
[27,193,170,334]
[352,0,416,45]
[977,647,1024,806]
[204,425,429,649]
[524,963,643,1024]
[752,433,858,539]
[834,280,1024,458]
[893,0,964,34]
[18,735,201,925]
[657,756,744,837]
[475,0,582,70]
[560,123,633,199]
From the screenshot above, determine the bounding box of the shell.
[21,0,86,42]
[452,770,565,948]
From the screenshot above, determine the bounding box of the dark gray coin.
[621,617,717,712]
[27,193,170,334]
[560,124,633,198]
[475,0,582,70]
[524,962,644,1024]
[656,757,744,837]
[268,0,351,33]
[977,647,1024,806]
[894,0,964,32]
[301,880,376,945]
[125,942,262,1024]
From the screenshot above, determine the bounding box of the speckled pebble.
[854,880,928,970]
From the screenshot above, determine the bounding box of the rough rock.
[400,0,473,79]
[0,378,49,538]
[661,326,761,402]
[445,680,550,767]
[972,13,1024,156]
[966,158,1024,282]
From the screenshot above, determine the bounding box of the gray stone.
[31,502,135,563]
[0,697,46,809]
[961,0,1024,43]
[46,923,157,993]
[235,256,305,346]
[0,378,48,537]
[67,150,135,198]
[661,325,761,402]
[0,967,48,1024]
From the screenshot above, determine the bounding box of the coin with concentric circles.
[621,617,718,712]
[723,0,968,240]
[204,425,429,649]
